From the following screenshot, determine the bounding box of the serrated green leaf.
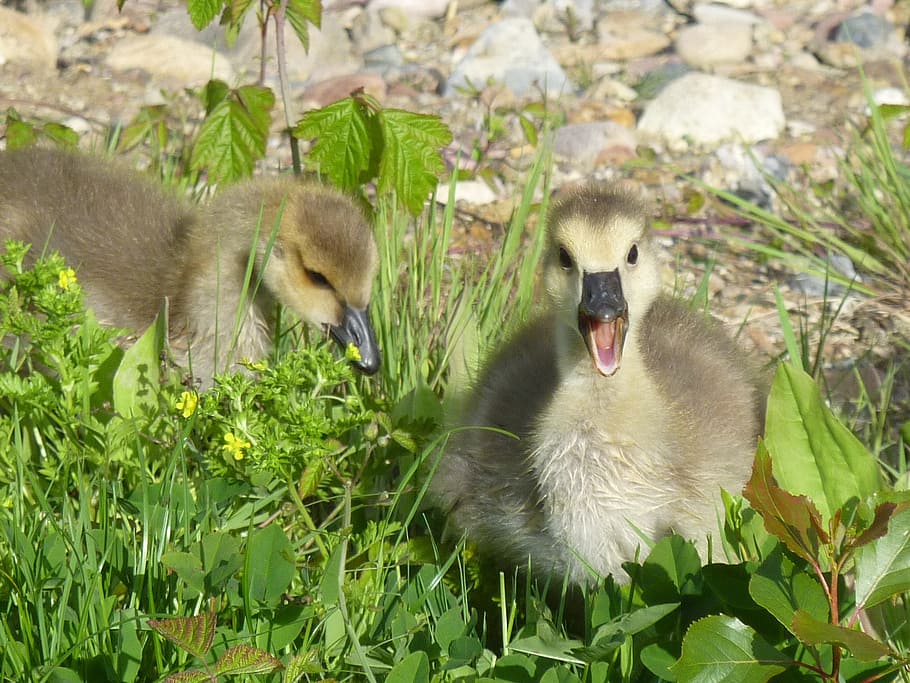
[855,506,910,610]
[42,123,79,148]
[790,610,891,662]
[149,612,216,658]
[743,443,827,564]
[764,363,881,522]
[749,547,828,634]
[387,651,429,683]
[191,85,274,183]
[286,0,322,52]
[631,535,702,603]
[113,314,164,417]
[214,644,282,676]
[672,615,789,683]
[296,97,374,192]
[245,524,295,607]
[187,0,222,30]
[377,108,452,215]
[575,603,679,662]
[201,79,231,114]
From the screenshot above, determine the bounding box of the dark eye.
[627,244,639,266]
[558,246,573,270]
[306,268,332,289]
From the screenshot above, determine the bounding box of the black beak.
[579,269,626,322]
[330,305,381,375]
[578,269,629,377]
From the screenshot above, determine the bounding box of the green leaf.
[113,314,164,417]
[672,615,790,683]
[191,83,274,183]
[631,535,702,602]
[42,123,79,148]
[377,108,452,215]
[855,506,910,610]
[201,530,243,590]
[749,547,828,634]
[510,620,585,664]
[284,649,322,683]
[286,0,322,52]
[764,363,881,522]
[5,118,38,149]
[149,612,216,658]
[575,603,679,662]
[245,524,295,607]
[640,643,678,681]
[186,0,222,30]
[743,442,827,564]
[214,644,282,675]
[790,610,891,662]
[295,97,374,192]
[386,651,429,683]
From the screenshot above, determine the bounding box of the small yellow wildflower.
[240,358,269,372]
[58,268,77,291]
[345,342,362,363]
[175,390,198,418]
[223,432,251,461]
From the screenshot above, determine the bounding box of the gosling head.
[259,183,381,375]
[544,184,662,377]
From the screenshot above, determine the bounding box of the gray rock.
[553,121,636,167]
[637,72,785,148]
[445,17,574,97]
[834,11,892,49]
[675,22,753,68]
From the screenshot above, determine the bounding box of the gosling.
[0,147,380,386]
[429,184,765,585]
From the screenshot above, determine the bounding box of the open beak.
[330,305,381,375]
[577,269,628,377]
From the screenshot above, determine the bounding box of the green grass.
[2,129,910,682]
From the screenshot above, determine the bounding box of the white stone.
[445,17,573,97]
[693,3,762,24]
[553,121,636,167]
[675,23,753,68]
[436,180,499,206]
[106,35,234,86]
[638,73,785,147]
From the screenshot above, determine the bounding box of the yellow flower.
[223,432,251,461]
[345,342,362,363]
[175,390,198,418]
[58,268,77,291]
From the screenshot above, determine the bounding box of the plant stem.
[272,0,302,175]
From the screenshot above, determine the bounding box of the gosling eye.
[626,244,639,266]
[558,246,574,271]
[306,268,333,289]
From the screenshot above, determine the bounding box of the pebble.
[675,23,753,68]
[834,11,892,48]
[445,17,574,97]
[435,179,500,206]
[693,3,763,25]
[368,0,451,19]
[638,72,785,148]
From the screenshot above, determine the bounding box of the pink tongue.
[592,319,617,374]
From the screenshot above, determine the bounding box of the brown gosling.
[429,184,766,585]
[0,147,380,386]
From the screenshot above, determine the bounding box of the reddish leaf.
[214,645,282,676]
[163,671,214,683]
[149,612,216,658]
[743,443,828,564]
[850,502,898,550]
[790,610,892,662]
